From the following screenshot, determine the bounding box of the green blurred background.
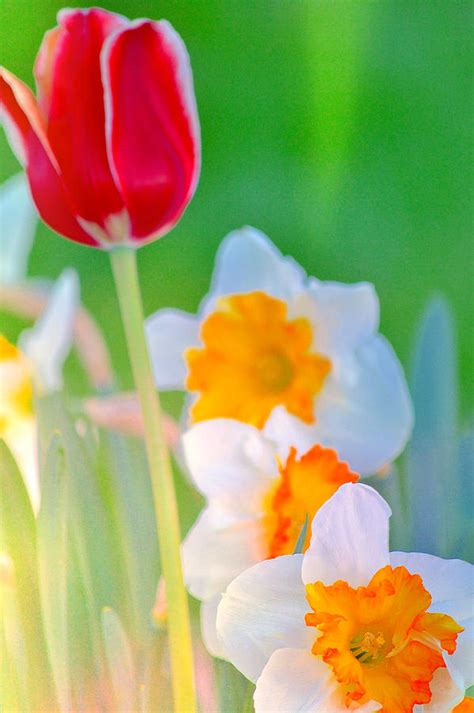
[1,0,473,414]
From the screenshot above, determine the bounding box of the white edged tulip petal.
[182,509,263,600]
[307,334,414,474]
[145,308,200,389]
[0,172,37,284]
[292,280,379,356]
[182,419,277,506]
[200,595,226,659]
[19,268,79,393]
[206,226,306,304]
[302,483,391,587]
[216,554,313,682]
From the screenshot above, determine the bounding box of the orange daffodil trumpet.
[181,416,359,655]
[217,484,474,713]
[0,7,200,248]
[146,228,413,475]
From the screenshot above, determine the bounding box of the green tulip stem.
[110,246,196,713]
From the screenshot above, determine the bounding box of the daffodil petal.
[200,595,225,659]
[182,509,263,600]
[182,419,277,503]
[302,483,391,587]
[414,667,464,712]
[254,648,381,713]
[205,226,306,306]
[0,172,37,284]
[216,554,312,682]
[308,334,413,474]
[292,280,379,355]
[19,268,79,393]
[145,308,200,389]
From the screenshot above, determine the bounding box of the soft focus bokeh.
[1,0,472,413]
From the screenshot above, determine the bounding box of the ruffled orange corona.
[264,445,358,558]
[185,291,331,428]
[305,565,463,712]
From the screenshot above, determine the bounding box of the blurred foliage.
[0,0,472,415]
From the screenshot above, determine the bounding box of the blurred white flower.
[217,483,473,712]
[0,172,37,285]
[146,228,413,475]
[1,269,79,512]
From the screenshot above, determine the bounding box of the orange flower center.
[185,291,331,428]
[262,445,358,559]
[305,565,463,713]
[0,334,33,434]
[452,698,474,713]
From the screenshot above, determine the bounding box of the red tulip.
[0,8,200,248]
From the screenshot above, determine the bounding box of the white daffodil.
[216,483,473,712]
[181,416,359,656]
[0,269,79,512]
[0,172,37,285]
[146,227,413,475]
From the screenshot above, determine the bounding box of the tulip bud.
[0,8,200,249]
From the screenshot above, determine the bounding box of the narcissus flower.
[0,269,78,511]
[0,8,199,248]
[181,416,358,655]
[217,484,473,712]
[147,228,413,474]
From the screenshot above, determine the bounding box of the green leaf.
[0,440,54,710]
[37,434,70,713]
[404,297,459,557]
[293,514,309,554]
[101,607,137,711]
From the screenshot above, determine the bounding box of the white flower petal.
[308,334,413,474]
[262,407,318,462]
[19,269,79,393]
[254,648,381,713]
[254,649,340,713]
[4,416,39,514]
[389,552,474,613]
[145,308,200,389]
[414,667,464,712]
[0,173,37,284]
[182,419,277,509]
[206,227,306,304]
[182,509,263,600]
[200,595,226,659]
[291,280,379,356]
[390,551,474,692]
[302,483,391,587]
[216,554,312,682]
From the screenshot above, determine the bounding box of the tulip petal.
[302,483,391,587]
[38,8,126,230]
[0,68,96,246]
[206,227,306,307]
[216,554,313,682]
[102,19,200,241]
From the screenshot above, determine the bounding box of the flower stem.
[110,246,196,713]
